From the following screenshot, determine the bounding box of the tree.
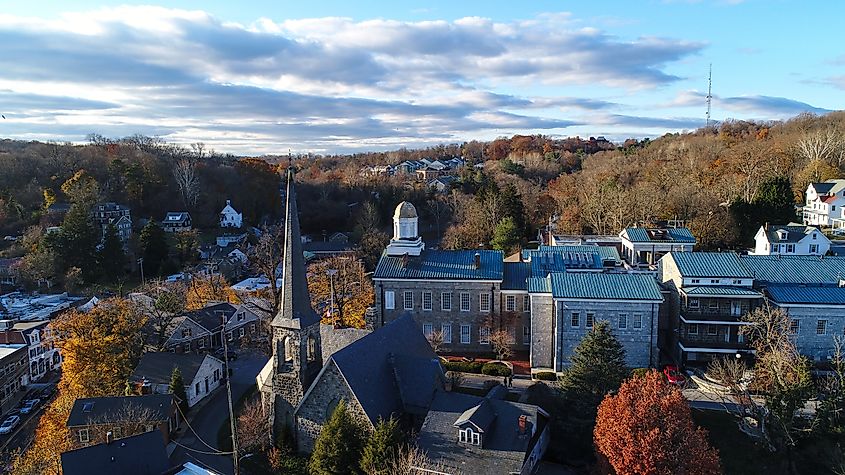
[360,418,403,475]
[169,367,188,414]
[489,330,513,361]
[186,273,240,311]
[249,224,284,314]
[140,282,187,350]
[51,203,99,281]
[818,336,845,435]
[172,158,199,208]
[308,256,374,329]
[236,398,270,455]
[427,329,444,354]
[98,223,126,281]
[140,221,168,277]
[60,170,99,207]
[490,216,520,253]
[559,321,627,409]
[309,400,364,475]
[594,370,721,475]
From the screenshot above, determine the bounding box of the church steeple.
[272,167,320,329]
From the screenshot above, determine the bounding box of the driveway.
[169,350,267,475]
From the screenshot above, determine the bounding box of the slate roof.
[131,352,221,386]
[622,227,696,243]
[317,314,443,424]
[810,180,845,195]
[272,169,320,329]
[374,250,504,281]
[163,212,190,224]
[540,272,663,301]
[761,225,819,244]
[681,286,763,297]
[60,430,170,475]
[318,324,371,363]
[67,394,174,427]
[454,399,496,432]
[183,302,237,331]
[740,255,845,284]
[766,285,845,305]
[416,389,543,475]
[668,252,753,278]
[502,262,531,290]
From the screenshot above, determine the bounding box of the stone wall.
[530,294,555,370]
[778,305,845,361]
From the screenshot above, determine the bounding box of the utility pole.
[222,315,239,475]
[137,258,145,286]
[705,63,713,128]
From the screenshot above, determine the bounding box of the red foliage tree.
[594,370,721,475]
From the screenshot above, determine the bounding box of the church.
[257,168,443,452]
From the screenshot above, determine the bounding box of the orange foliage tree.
[307,256,373,329]
[594,370,721,475]
[186,273,240,310]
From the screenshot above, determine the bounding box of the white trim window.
[523,295,530,313]
[403,291,414,310]
[618,314,628,330]
[789,319,800,334]
[585,313,595,329]
[78,428,90,443]
[239,327,245,337]
[460,293,471,312]
[384,291,395,310]
[817,319,827,335]
[506,295,516,312]
[442,324,452,343]
[460,325,471,344]
[571,312,580,328]
[423,323,433,339]
[479,294,491,313]
[523,326,530,345]
[422,292,433,311]
[479,326,490,344]
[633,314,643,330]
[198,338,205,349]
[441,292,452,311]
[688,298,699,309]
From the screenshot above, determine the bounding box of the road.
[0,380,58,471]
[168,350,266,475]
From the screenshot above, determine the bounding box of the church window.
[307,335,317,362]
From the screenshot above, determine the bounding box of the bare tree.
[795,127,845,168]
[172,158,199,208]
[137,281,187,350]
[385,445,458,475]
[490,330,514,361]
[236,397,270,454]
[427,330,444,354]
[248,225,285,314]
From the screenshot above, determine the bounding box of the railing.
[679,337,750,351]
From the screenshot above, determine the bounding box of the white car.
[19,399,39,415]
[0,415,20,434]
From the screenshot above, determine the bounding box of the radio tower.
[705,63,713,128]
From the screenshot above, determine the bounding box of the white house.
[131,352,225,407]
[219,200,243,228]
[619,226,696,267]
[751,224,831,256]
[803,180,845,227]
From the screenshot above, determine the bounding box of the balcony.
[679,337,750,352]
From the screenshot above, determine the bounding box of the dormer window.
[459,428,480,445]
[777,230,788,241]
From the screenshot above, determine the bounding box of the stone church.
[258,168,443,452]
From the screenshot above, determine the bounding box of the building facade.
[219,200,243,228]
[619,226,696,267]
[803,179,845,227]
[751,224,830,256]
[0,344,28,415]
[92,202,132,242]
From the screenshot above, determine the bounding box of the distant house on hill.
[751,224,830,256]
[161,212,192,233]
[219,200,243,228]
[92,202,132,242]
[803,179,845,227]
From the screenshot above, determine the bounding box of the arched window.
[283,336,294,362]
[307,335,316,362]
[326,397,340,419]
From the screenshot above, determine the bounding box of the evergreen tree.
[169,367,188,414]
[491,216,521,253]
[52,204,99,281]
[360,417,403,474]
[140,220,168,277]
[309,400,363,475]
[98,223,126,281]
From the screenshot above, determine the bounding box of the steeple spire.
[272,165,319,329]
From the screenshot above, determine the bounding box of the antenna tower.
[705,63,712,128]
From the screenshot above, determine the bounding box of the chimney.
[226,199,230,206]
[518,415,527,435]
[106,431,114,445]
[474,253,481,270]
[401,253,409,268]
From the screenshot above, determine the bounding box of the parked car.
[0,416,20,434]
[19,399,39,415]
[663,365,687,386]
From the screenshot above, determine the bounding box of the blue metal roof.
[681,286,763,297]
[766,285,845,305]
[532,272,663,301]
[527,277,551,293]
[373,249,504,280]
[502,262,531,290]
[667,252,753,278]
[521,245,621,266]
[740,255,845,285]
[623,227,696,243]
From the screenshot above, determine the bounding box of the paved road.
[169,350,267,475]
[0,381,58,470]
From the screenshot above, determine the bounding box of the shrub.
[481,362,512,377]
[534,371,557,381]
[631,368,651,378]
[443,361,484,374]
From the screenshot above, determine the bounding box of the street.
[168,350,266,475]
[0,380,58,471]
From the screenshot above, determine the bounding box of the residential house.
[301,232,354,256]
[803,179,845,227]
[60,430,171,475]
[162,212,192,233]
[0,258,21,288]
[751,224,830,256]
[427,175,459,193]
[257,169,443,453]
[131,352,225,407]
[619,226,696,267]
[415,386,550,475]
[148,302,261,352]
[66,394,178,447]
[0,344,27,415]
[528,272,664,371]
[0,320,61,382]
[219,200,243,228]
[92,202,132,242]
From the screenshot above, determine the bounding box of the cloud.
[661,90,831,117]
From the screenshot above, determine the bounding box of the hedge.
[533,372,557,381]
[442,361,484,374]
[481,362,512,377]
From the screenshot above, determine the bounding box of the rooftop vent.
[474,253,481,270]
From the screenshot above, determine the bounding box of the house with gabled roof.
[131,352,224,407]
[60,429,171,475]
[145,302,261,352]
[619,226,696,267]
[219,200,243,228]
[751,224,830,256]
[161,212,192,233]
[66,394,177,447]
[803,179,845,227]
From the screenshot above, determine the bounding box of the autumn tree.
[308,256,373,329]
[186,273,240,310]
[249,224,284,313]
[236,398,270,455]
[594,370,721,475]
[355,201,390,271]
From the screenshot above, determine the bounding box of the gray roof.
[67,394,174,427]
[417,389,543,475]
[454,399,496,433]
[131,352,220,386]
[374,250,504,281]
[761,225,819,244]
[60,430,169,475]
[183,302,237,331]
[319,324,371,363]
[319,314,443,424]
[810,180,845,195]
[272,168,320,329]
[502,262,531,290]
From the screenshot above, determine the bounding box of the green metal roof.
[623,227,696,243]
[374,249,504,281]
[534,272,663,301]
[521,245,622,266]
[667,252,753,278]
[740,255,845,285]
[527,277,551,293]
[681,286,763,297]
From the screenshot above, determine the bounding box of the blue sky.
[0,0,841,154]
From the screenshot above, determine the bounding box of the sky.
[0,0,842,155]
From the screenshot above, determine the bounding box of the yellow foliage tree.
[185,273,240,311]
[307,256,373,329]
